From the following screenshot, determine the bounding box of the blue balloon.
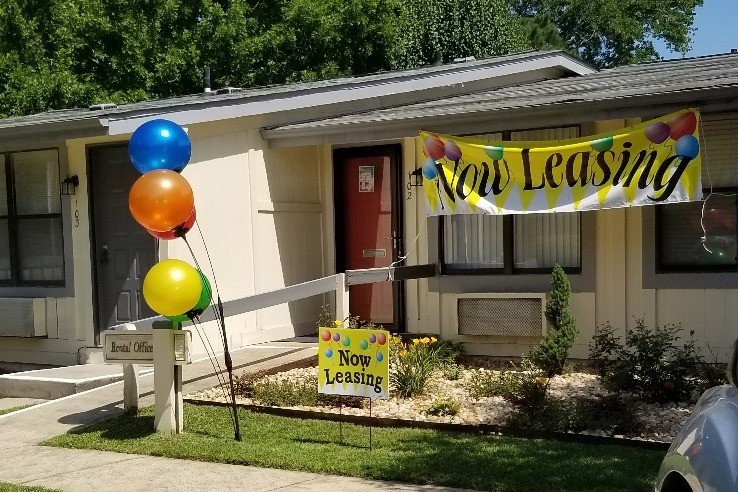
[422,157,438,180]
[376,353,383,362]
[325,348,333,358]
[129,119,192,174]
[675,135,700,159]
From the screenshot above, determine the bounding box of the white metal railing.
[110,273,349,332]
[108,265,435,421]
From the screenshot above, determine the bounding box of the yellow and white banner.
[421,109,702,215]
[318,327,389,399]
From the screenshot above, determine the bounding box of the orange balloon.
[129,170,194,232]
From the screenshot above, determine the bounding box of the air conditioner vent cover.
[457,295,545,337]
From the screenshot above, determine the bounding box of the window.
[441,126,581,274]
[0,149,64,286]
[656,113,738,272]
[657,192,737,271]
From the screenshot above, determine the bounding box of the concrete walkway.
[0,342,468,492]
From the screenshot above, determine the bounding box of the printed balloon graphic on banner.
[147,207,196,240]
[129,119,192,174]
[129,169,194,232]
[423,135,446,160]
[644,122,670,144]
[422,157,438,179]
[484,146,504,160]
[668,111,697,141]
[445,139,462,161]
[589,136,613,152]
[675,135,700,159]
[166,271,212,322]
[143,259,202,317]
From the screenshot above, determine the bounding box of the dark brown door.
[90,145,157,341]
[334,145,404,329]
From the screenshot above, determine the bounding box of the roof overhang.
[261,86,738,148]
[0,51,593,142]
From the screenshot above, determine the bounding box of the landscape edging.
[183,397,671,451]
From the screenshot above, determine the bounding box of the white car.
[655,342,738,492]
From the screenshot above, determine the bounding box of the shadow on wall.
[262,146,325,336]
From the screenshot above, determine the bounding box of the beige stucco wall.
[0,117,329,367]
[158,118,327,357]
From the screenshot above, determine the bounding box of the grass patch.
[44,404,663,491]
[0,483,59,492]
[0,406,29,417]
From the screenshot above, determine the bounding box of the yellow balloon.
[143,259,202,317]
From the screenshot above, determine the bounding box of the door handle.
[101,244,109,264]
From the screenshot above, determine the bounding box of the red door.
[335,146,403,328]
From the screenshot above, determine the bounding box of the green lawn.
[0,406,28,417]
[0,483,59,492]
[44,404,664,492]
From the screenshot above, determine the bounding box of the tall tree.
[0,0,398,117]
[391,0,529,69]
[512,0,703,68]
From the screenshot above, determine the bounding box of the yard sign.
[318,327,389,399]
[421,109,702,215]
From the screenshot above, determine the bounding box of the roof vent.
[215,87,242,95]
[89,103,118,111]
[732,49,738,54]
[453,56,476,63]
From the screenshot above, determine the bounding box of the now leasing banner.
[318,327,389,399]
[420,109,702,215]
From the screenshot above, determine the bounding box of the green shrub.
[506,394,644,435]
[253,375,363,408]
[466,360,548,407]
[254,379,319,407]
[589,319,724,403]
[441,362,464,381]
[436,340,466,364]
[466,368,518,399]
[530,265,579,378]
[390,336,442,398]
[316,304,335,332]
[234,370,268,398]
[423,396,461,416]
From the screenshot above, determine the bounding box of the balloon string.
[194,220,223,305]
[190,220,228,348]
[192,317,238,436]
[387,223,424,282]
[191,317,231,403]
[182,234,226,348]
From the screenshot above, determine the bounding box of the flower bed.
[187,363,694,443]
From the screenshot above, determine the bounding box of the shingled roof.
[262,53,738,145]
[0,50,591,142]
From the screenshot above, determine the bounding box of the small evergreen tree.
[529,264,578,378]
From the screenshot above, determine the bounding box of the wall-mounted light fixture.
[409,167,423,187]
[61,175,79,196]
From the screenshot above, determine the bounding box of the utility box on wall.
[452,293,547,338]
[0,298,47,337]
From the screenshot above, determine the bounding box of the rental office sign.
[420,109,702,215]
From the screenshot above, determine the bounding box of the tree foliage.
[0,0,398,117]
[0,0,703,117]
[530,264,579,378]
[390,0,529,69]
[512,0,704,68]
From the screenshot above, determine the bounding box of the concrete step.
[0,364,153,399]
